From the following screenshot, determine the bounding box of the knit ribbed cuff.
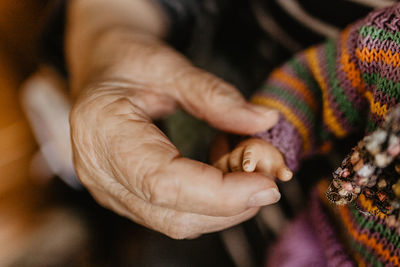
[253,115,303,172]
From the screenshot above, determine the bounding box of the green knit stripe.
[362,72,400,100]
[366,119,378,132]
[359,25,400,44]
[350,239,384,267]
[349,204,400,249]
[324,41,361,125]
[261,86,315,121]
[288,57,321,99]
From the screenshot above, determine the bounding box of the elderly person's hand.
[67,0,280,238]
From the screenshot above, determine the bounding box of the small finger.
[229,146,245,172]
[276,167,293,182]
[242,145,258,172]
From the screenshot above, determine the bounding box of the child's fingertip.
[242,159,253,172]
[279,167,293,181]
[242,160,250,171]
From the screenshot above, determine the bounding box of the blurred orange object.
[0,43,37,196]
[0,2,88,266]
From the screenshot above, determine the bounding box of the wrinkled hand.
[69,30,281,239]
[214,138,293,182]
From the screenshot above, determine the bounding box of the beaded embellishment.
[327,107,400,225]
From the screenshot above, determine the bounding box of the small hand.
[214,138,293,182]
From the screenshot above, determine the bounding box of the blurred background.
[0,1,240,266]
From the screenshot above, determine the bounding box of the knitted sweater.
[253,4,400,266]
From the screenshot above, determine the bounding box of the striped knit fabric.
[253,4,400,266]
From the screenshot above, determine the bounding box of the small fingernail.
[248,188,281,207]
[249,104,279,118]
[282,167,293,181]
[243,160,251,170]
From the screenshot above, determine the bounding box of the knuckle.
[203,78,238,105]
[142,172,181,208]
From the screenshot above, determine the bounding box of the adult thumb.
[170,67,279,134]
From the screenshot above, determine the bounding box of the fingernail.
[282,167,293,181]
[243,160,251,171]
[248,188,281,207]
[249,104,279,118]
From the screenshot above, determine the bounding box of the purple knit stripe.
[309,188,355,266]
[358,35,400,54]
[358,60,400,84]
[267,76,317,116]
[334,68,366,114]
[369,112,384,126]
[254,115,303,171]
[363,85,398,125]
[364,4,400,31]
[343,204,399,264]
[280,63,322,102]
[373,87,398,109]
[347,20,365,64]
[317,44,355,132]
[356,48,400,83]
[366,83,397,110]
[265,213,328,267]
[337,21,371,119]
[335,32,366,112]
[348,208,396,255]
[267,69,317,113]
[253,91,315,136]
[334,69,366,124]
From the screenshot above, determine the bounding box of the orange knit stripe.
[339,28,386,119]
[339,28,366,94]
[356,47,400,67]
[354,253,367,267]
[338,206,394,263]
[251,97,311,152]
[317,181,393,265]
[270,69,319,112]
[305,48,347,137]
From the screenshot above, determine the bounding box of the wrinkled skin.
[67,0,282,238]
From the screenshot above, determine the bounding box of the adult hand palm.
[70,31,281,238]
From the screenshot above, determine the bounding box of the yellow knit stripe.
[364,91,388,117]
[305,47,347,137]
[270,69,319,112]
[251,96,311,152]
